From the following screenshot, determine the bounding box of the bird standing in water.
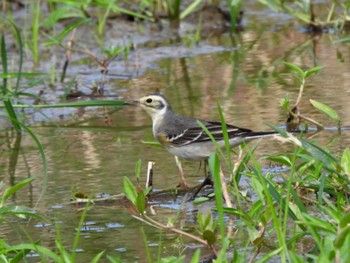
[128,93,278,189]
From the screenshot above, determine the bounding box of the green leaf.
[266,155,292,166]
[0,72,46,79]
[192,196,209,204]
[300,138,338,171]
[180,0,202,20]
[43,18,90,46]
[0,100,127,109]
[264,122,288,137]
[284,62,305,77]
[190,249,201,263]
[0,177,35,206]
[279,94,290,110]
[0,205,45,221]
[304,66,323,78]
[44,6,86,28]
[4,244,60,261]
[136,191,146,214]
[309,99,340,122]
[209,153,225,246]
[334,225,350,248]
[341,148,350,175]
[340,213,350,228]
[91,250,105,263]
[202,230,216,245]
[123,177,137,206]
[135,159,142,180]
[302,213,337,234]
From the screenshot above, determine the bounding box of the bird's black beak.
[125,100,139,106]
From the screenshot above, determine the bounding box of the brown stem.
[295,78,305,108]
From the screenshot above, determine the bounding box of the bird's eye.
[146,98,153,103]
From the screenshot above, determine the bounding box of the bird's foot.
[189,176,213,200]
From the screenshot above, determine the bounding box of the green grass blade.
[300,138,338,171]
[180,0,202,20]
[208,153,225,246]
[216,101,232,169]
[0,177,35,206]
[1,34,21,132]
[0,34,7,94]
[0,100,126,108]
[341,148,350,175]
[5,244,60,261]
[71,200,91,262]
[141,226,153,263]
[7,20,23,92]
[0,72,46,79]
[0,205,46,221]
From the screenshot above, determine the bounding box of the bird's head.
[127,93,172,121]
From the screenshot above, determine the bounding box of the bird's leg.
[175,156,189,189]
[189,160,213,200]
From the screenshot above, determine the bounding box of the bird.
[128,93,278,190]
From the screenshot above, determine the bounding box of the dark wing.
[168,121,253,146]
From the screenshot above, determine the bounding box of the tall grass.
[30,0,41,64]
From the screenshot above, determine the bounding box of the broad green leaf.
[136,191,146,214]
[202,230,216,245]
[310,99,340,122]
[304,66,323,78]
[284,62,304,77]
[123,177,137,206]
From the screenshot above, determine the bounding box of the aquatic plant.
[259,0,350,33]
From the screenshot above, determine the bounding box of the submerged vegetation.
[1,0,350,262]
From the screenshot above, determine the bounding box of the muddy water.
[1,3,350,262]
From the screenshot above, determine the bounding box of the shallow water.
[1,1,350,261]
